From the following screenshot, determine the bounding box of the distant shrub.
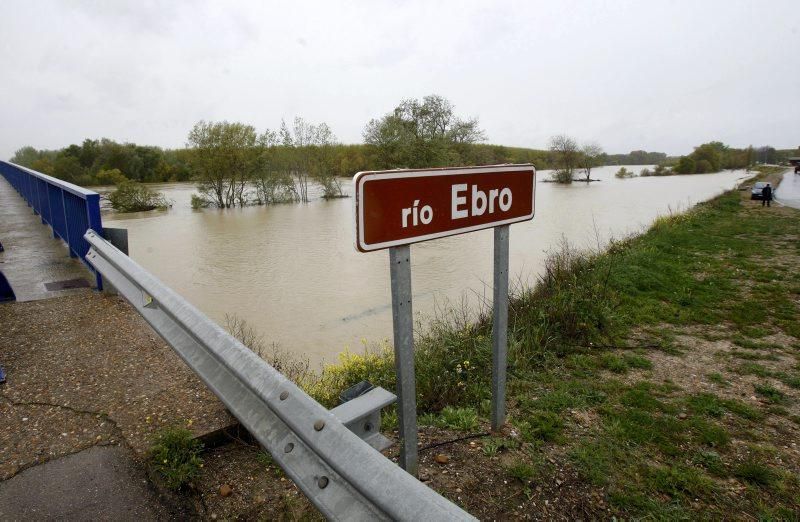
[653,164,670,176]
[190,193,212,210]
[639,168,652,177]
[674,156,696,174]
[615,167,635,178]
[695,159,713,173]
[550,169,574,183]
[108,181,170,212]
[94,168,128,185]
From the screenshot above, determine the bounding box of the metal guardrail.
[0,160,103,288]
[83,230,475,521]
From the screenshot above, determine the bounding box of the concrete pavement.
[0,446,170,521]
[0,175,94,301]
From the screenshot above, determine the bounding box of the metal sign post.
[491,225,510,430]
[354,164,535,476]
[389,245,418,476]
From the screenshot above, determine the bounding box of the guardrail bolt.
[364,422,373,432]
[317,476,329,489]
[279,391,289,400]
[313,420,325,431]
[284,443,294,453]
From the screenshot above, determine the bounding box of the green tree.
[674,156,696,174]
[549,134,579,183]
[94,168,128,185]
[579,142,604,181]
[10,146,41,167]
[52,155,84,183]
[363,94,485,169]
[278,117,338,202]
[187,121,259,208]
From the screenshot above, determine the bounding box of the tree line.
[10,94,793,205]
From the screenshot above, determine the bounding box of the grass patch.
[569,440,614,486]
[689,418,730,447]
[734,460,776,487]
[517,411,564,443]
[419,406,479,431]
[149,427,204,490]
[720,398,763,421]
[735,362,771,377]
[506,461,536,483]
[692,450,726,476]
[481,436,518,457]
[754,383,787,404]
[647,464,715,498]
[686,393,725,417]
[600,353,628,373]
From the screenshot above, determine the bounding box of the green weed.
[149,427,204,490]
[517,411,563,442]
[647,465,714,498]
[734,460,776,487]
[506,461,536,483]
[754,383,787,404]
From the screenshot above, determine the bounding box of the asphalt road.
[0,446,171,521]
[776,168,800,209]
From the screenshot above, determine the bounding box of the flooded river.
[104,166,749,367]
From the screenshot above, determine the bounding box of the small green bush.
[615,167,635,178]
[190,193,212,209]
[108,181,170,212]
[150,427,204,490]
[550,169,574,183]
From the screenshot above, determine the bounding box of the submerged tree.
[579,142,604,181]
[187,121,258,208]
[108,180,170,212]
[363,94,486,169]
[549,134,579,183]
[278,117,339,202]
[252,130,298,205]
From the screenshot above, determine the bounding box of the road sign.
[353,164,536,477]
[354,165,535,252]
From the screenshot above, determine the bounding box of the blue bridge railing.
[0,160,103,288]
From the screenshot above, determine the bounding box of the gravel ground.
[0,292,234,480]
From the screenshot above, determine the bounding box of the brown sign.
[354,164,535,252]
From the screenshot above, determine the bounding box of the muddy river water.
[104,166,749,367]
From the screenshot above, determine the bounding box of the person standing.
[762,183,773,207]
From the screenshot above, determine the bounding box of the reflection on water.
[104,166,749,367]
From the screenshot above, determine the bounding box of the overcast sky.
[1,0,797,159]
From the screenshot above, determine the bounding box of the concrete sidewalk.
[0,446,170,520]
[0,175,94,301]
[1,174,235,518]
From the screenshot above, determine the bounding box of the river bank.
[198,166,798,519]
[371,165,797,519]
